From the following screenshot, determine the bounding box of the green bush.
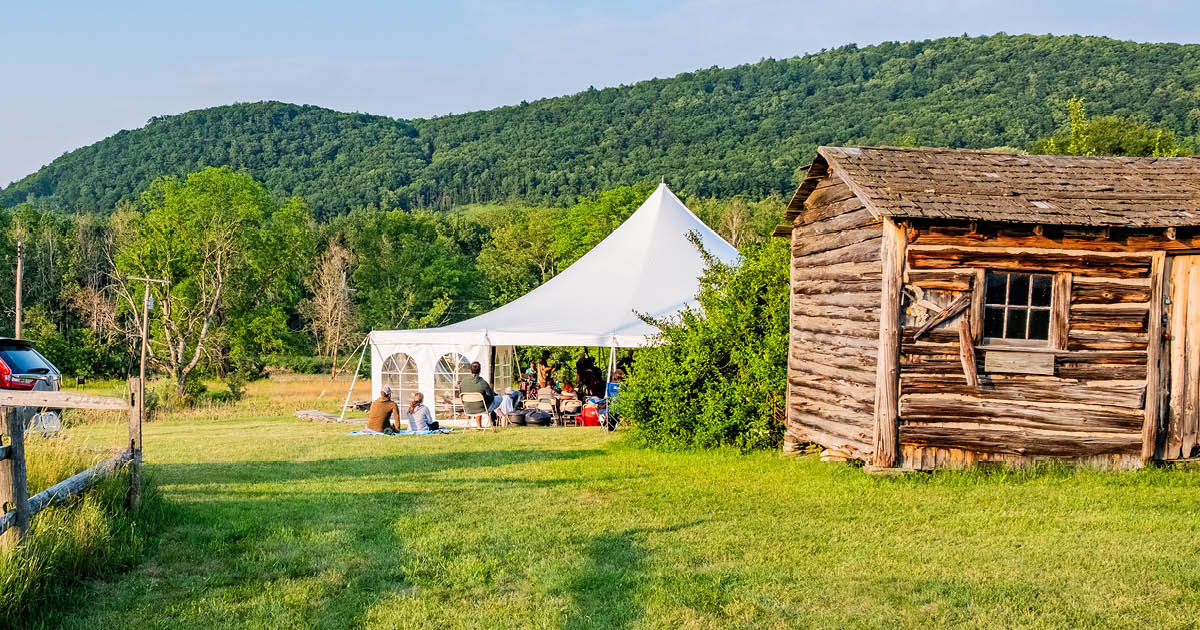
[20,307,129,379]
[263,353,368,377]
[616,238,790,451]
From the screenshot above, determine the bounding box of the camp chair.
[460,392,493,430]
[559,398,583,426]
[532,400,557,426]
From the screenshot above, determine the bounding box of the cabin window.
[982,271,1053,342]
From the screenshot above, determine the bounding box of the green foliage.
[473,205,563,307]
[115,167,315,392]
[618,237,790,451]
[6,35,1200,215]
[330,208,484,330]
[0,103,427,220]
[262,353,367,377]
[21,306,126,378]
[1032,97,1193,156]
[551,183,654,270]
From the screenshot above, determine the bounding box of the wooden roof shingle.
[784,146,1200,228]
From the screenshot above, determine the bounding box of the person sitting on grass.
[367,385,402,433]
[407,392,438,432]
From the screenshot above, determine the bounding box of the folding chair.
[531,400,557,426]
[460,392,493,430]
[559,398,583,426]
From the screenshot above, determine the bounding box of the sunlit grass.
[0,437,167,626]
[32,373,1200,629]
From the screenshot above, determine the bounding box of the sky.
[2,0,1199,186]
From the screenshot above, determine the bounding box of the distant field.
[42,375,1200,629]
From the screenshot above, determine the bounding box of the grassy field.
[33,375,1200,629]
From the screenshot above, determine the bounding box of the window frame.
[973,268,1070,352]
[381,352,420,410]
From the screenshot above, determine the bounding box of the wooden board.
[1164,255,1200,459]
[873,218,906,467]
[983,350,1056,376]
[900,394,1144,433]
[0,390,128,411]
[1142,252,1167,460]
[907,245,1153,278]
[899,423,1141,457]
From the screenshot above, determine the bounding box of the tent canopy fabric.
[370,183,739,348]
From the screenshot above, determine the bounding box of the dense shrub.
[20,306,129,379]
[264,353,369,377]
[617,238,790,451]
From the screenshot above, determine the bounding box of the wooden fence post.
[126,377,143,512]
[0,407,30,550]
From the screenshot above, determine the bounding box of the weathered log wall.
[786,176,882,460]
[896,222,1157,469]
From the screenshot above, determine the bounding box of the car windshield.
[0,349,55,374]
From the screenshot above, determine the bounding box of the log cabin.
[779,146,1200,470]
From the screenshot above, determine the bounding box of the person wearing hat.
[367,385,402,433]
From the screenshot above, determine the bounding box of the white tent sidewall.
[371,341,492,423]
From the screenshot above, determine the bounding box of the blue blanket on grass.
[348,428,453,436]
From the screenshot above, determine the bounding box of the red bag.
[581,406,601,426]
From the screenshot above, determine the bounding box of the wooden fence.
[0,377,144,550]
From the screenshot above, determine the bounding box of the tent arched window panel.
[381,353,420,407]
[434,353,472,420]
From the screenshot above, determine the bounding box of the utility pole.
[128,277,168,423]
[13,241,22,339]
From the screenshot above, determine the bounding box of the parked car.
[0,337,62,432]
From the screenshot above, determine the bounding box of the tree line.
[4,34,1199,217]
[0,169,785,399]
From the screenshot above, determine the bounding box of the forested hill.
[5,33,1200,218]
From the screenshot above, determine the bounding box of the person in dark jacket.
[367,385,402,433]
[459,361,502,416]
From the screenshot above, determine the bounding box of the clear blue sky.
[3,0,1198,186]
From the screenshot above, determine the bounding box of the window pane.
[1005,308,1028,339]
[1008,274,1030,306]
[1028,309,1051,340]
[984,307,1006,338]
[985,273,1008,304]
[1031,275,1053,306]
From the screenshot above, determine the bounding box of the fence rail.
[0,378,143,550]
[0,450,133,534]
[0,390,130,411]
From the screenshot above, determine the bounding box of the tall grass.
[0,437,167,625]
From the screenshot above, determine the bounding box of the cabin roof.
[784,146,1200,229]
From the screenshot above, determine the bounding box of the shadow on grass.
[565,521,705,630]
[48,487,421,630]
[150,448,605,486]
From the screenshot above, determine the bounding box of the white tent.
[368,183,738,421]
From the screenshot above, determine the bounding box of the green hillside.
[4,33,1200,218]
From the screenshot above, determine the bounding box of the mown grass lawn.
[44,377,1200,629]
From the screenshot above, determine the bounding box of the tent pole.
[607,345,616,383]
[338,336,370,422]
[333,334,369,377]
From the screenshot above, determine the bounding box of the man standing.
[459,361,502,419]
[367,385,402,433]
